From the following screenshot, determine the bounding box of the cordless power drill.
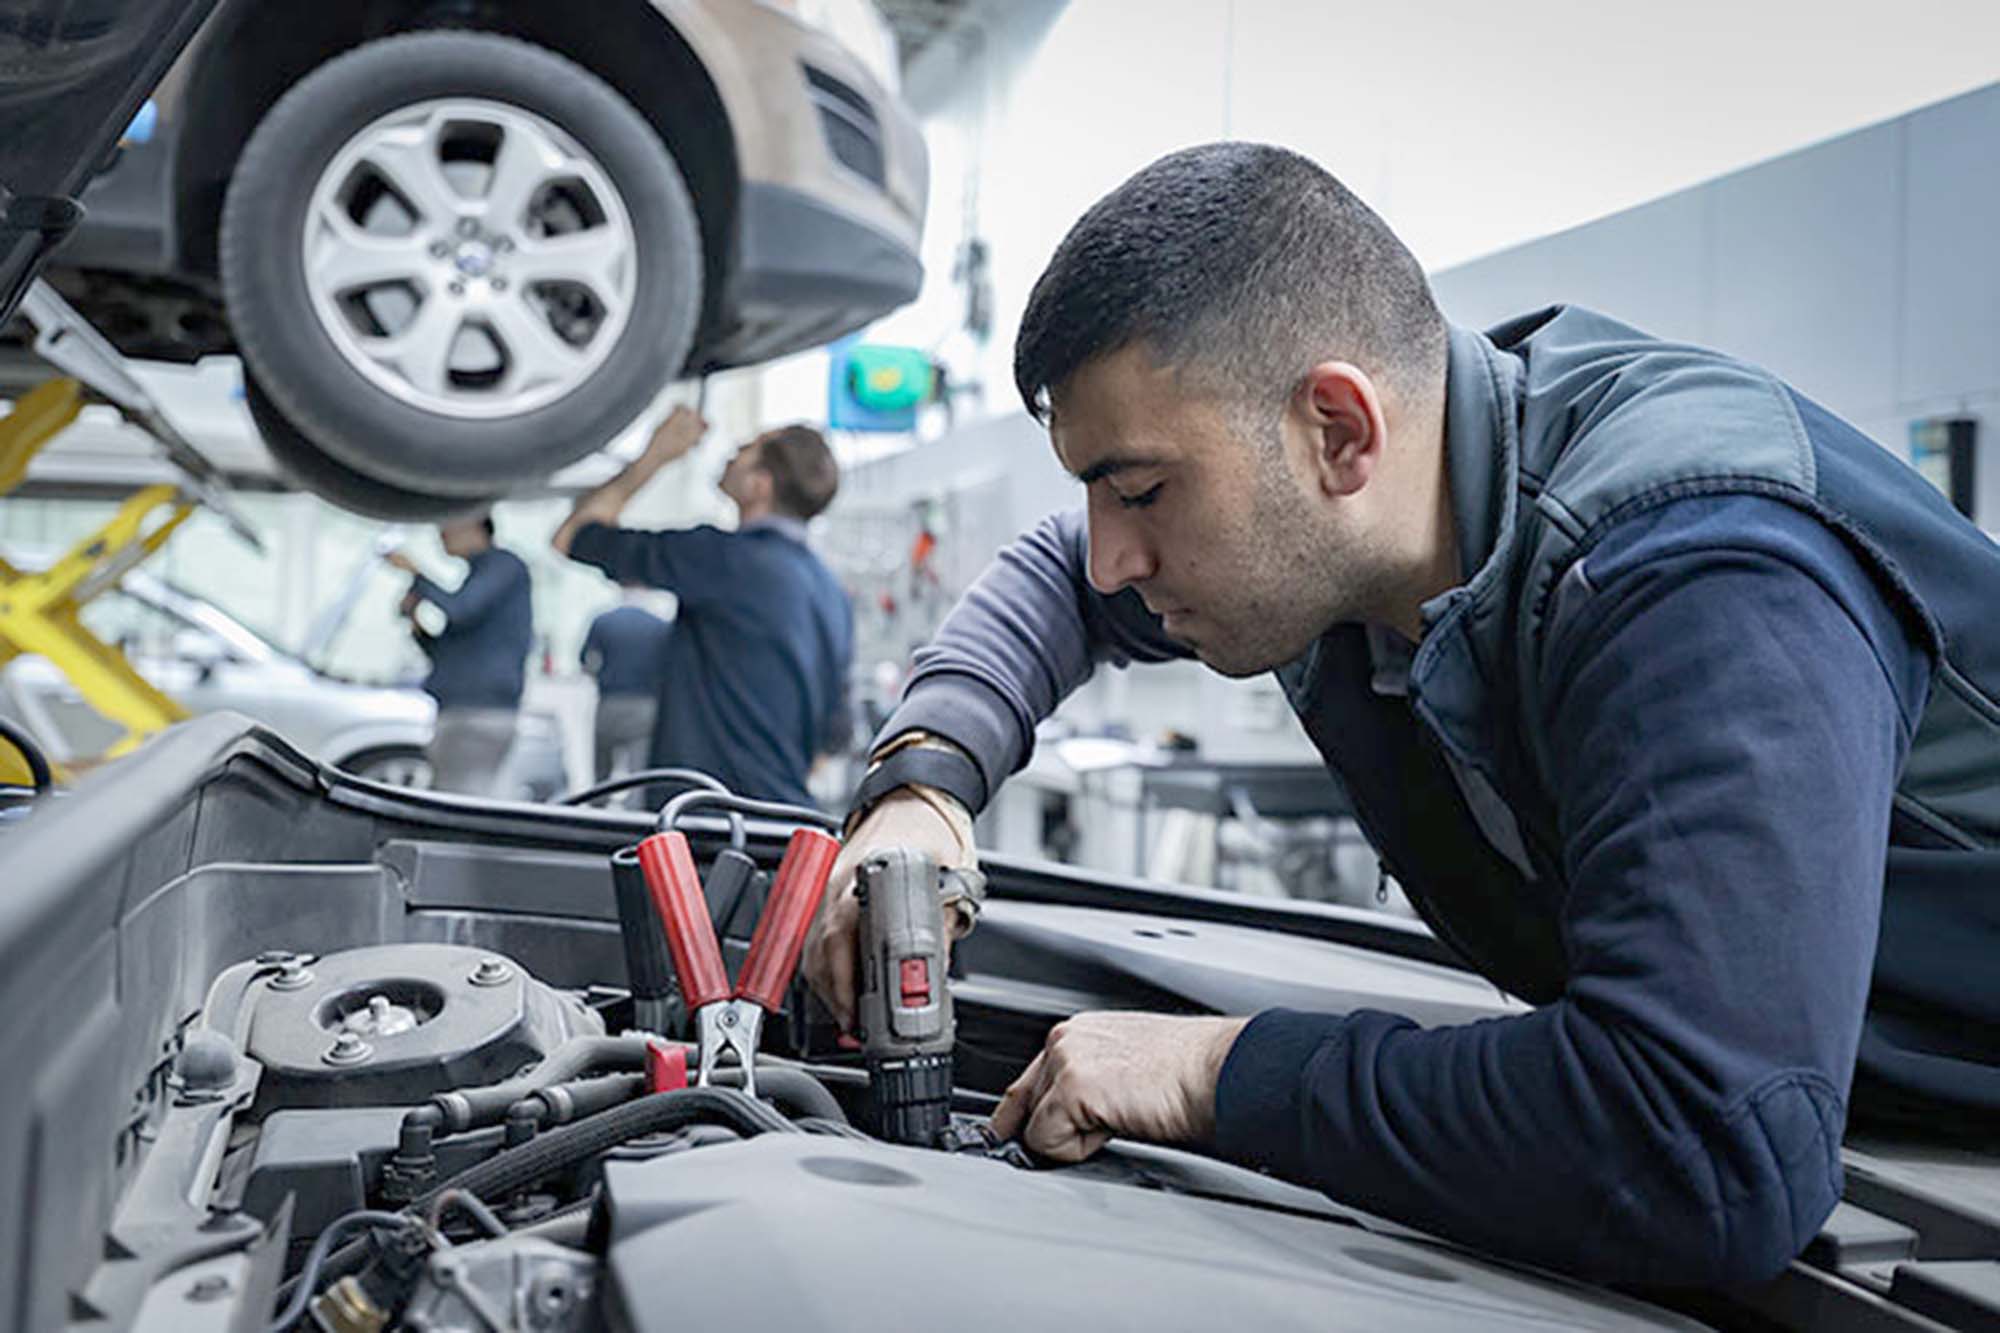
[854,848,963,1145]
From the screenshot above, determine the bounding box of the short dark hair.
[1014,142,1446,427]
[481,515,496,539]
[757,425,840,519]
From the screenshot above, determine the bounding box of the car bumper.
[667,0,927,366]
[706,181,923,367]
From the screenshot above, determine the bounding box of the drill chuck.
[866,1052,954,1146]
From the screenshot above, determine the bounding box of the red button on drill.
[898,957,931,1007]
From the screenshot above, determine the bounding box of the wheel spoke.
[308,201,429,293]
[512,227,632,311]
[365,294,464,398]
[482,122,564,233]
[484,292,584,391]
[363,119,461,227]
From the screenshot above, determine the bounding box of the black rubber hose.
[711,1065,847,1124]
[428,1035,651,1134]
[503,1063,846,1130]
[514,1071,647,1128]
[0,717,52,795]
[414,1087,797,1215]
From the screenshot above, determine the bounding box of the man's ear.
[1295,362,1388,498]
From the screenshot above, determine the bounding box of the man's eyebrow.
[1075,456,1165,485]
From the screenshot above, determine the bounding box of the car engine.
[18,723,1705,1333]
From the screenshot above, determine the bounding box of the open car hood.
[1,714,1994,1331]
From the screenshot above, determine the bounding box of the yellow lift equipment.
[0,282,260,785]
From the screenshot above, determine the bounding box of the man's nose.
[1086,505,1158,595]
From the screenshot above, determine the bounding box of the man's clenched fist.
[989,1012,1250,1162]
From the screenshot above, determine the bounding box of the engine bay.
[103,929,1702,1333]
[7,721,1721,1331]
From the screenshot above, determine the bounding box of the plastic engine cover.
[240,944,601,1110]
[601,1135,1704,1331]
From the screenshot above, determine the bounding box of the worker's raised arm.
[872,507,1188,803]
[552,406,706,556]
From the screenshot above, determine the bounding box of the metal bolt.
[187,1275,231,1302]
[532,1272,575,1315]
[324,1031,373,1066]
[447,280,465,297]
[469,956,513,987]
[270,960,314,991]
[490,276,508,292]
[495,236,514,253]
[430,239,451,258]
[457,217,479,237]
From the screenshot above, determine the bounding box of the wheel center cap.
[454,240,496,277]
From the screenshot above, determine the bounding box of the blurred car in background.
[0,569,568,795]
[5,0,927,519]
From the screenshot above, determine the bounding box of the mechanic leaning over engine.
[802,142,2000,1287]
[553,408,854,804]
[389,515,533,796]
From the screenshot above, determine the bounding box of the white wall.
[1431,82,2000,525]
[859,0,2000,447]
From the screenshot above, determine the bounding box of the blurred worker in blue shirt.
[581,588,673,785]
[553,407,852,804]
[389,514,533,795]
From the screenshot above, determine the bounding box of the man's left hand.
[989,1012,1249,1162]
[399,589,421,617]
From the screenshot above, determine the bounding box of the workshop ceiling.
[874,0,979,66]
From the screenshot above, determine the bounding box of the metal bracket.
[19,279,261,552]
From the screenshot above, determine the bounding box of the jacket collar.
[741,514,810,544]
[1405,323,1529,762]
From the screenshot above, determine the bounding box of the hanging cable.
[656,789,841,837]
[264,1209,418,1332]
[558,766,744,847]
[558,766,725,806]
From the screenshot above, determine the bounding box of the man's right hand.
[552,403,709,557]
[803,787,978,1033]
[642,405,708,464]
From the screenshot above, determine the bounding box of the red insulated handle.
[637,831,729,1010]
[736,828,841,1010]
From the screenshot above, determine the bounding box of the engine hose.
[426,1035,651,1135]
[414,1087,798,1216]
[511,1072,649,1130]
[710,1065,848,1124]
[504,1064,843,1132]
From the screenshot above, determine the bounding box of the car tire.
[221,30,702,496]
[244,373,497,522]
[338,744,434,789]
